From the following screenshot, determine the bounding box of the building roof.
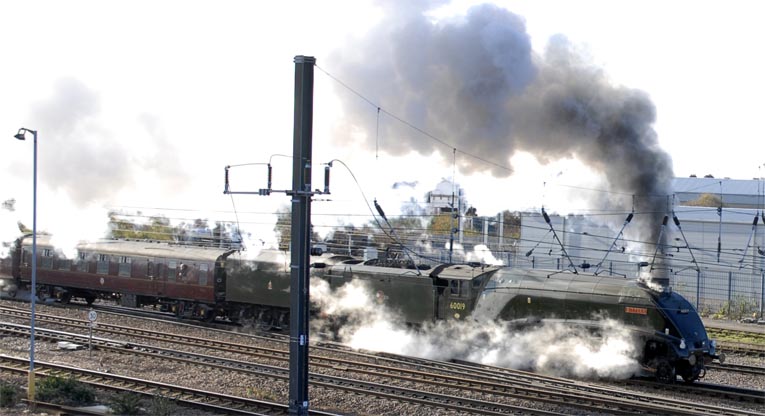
[672,177,764,196]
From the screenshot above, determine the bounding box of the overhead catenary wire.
[98,207,754,267]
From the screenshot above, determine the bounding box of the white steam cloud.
[310,279,639,380]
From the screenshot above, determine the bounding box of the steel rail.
[0,355,330,415]
[3,304,762,415]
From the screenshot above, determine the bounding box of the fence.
[671,268,765,319]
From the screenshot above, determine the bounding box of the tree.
[108,211,173,241]
[502,210,521,239]
[685,193,724,207]
[326,223,375,255]
[428,214,454,236]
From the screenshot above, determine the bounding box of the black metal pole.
[289,55,314,415]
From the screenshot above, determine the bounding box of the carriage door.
[438,279,469,321]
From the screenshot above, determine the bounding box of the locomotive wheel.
[655,359,676,384]
[257,309,275,331]
[681,373,699,383]
[681,366,701,383]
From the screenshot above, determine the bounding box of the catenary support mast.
[288,54,315,416]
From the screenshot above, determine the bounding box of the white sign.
[88,310,98,322]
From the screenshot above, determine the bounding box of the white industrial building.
[425,179,467,215]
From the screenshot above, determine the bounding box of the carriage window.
[450,280,459,295]
[77,252,88,272]
[97,254,109,275]
[168,260,177,281]
[118,256,132,277]
[57,259,71,271]
[41,249,53,269]
[199,263,209,285]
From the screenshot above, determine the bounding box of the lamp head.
[14,129,26,140]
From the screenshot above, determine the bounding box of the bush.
[714,296,758,320]
[150,394,176,416]
[36,376,95,406]
[0,382,20,408]
[108,392,143,415]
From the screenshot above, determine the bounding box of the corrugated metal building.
[518,207,764,275]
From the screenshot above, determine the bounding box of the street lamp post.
[14,127,37,403]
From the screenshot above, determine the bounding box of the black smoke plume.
[331,3,673,276]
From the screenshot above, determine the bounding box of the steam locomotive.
[0,234,723,382]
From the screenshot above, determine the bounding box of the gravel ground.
[1,299,764,415]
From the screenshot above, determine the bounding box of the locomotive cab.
[432,263,497,322]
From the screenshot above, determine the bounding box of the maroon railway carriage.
[11,235,235,319]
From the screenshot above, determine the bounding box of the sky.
[2,0,765,251]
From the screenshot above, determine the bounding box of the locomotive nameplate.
[625,306,647,315]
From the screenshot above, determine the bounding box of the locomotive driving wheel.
[654,359,676,384]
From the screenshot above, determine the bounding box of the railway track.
[718,341,765,357]
[445,359,765,414]
[2,309,762,416]
[0,322,562,415]
[0,355,331,415]
[708,362,765,377]
[708,327,765,344]
[707,327,765,357]
[625,378,765,405]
